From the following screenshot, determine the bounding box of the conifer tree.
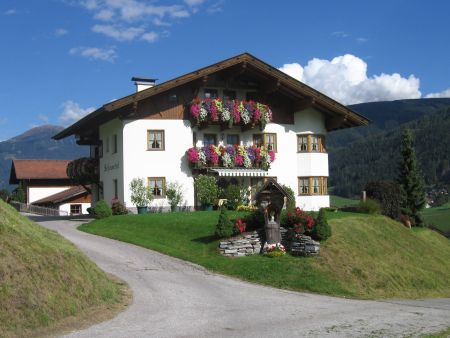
[397,129,426,226]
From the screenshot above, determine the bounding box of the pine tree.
[215,206,234,238]
[397,129,426,226]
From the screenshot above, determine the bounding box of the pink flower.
[210,100,219,121]
[253,108,261,122]
[187,147,199,163]
[269,150,275,162]
[190,104,200,118]
[232,101,241,123]
[235,154,244,166]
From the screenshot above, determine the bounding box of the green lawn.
[423,202,450,233]
[330,195,359,207]
[79,210,450,299]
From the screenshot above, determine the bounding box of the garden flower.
[235,154,244,166]
[187,147,199,163]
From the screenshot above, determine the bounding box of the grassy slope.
[79,211,450,299]
[0,201,124,338]
[330,195,359,207]
[423,202,450,233]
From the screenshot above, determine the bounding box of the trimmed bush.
[312,208,332,241]
[365,181,401,219]
[358,198,381,214]
[215,206,234,238]
[195,174,219,206]
[111,199,129,215]
[93,200,112,219]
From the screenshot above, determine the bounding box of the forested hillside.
[329,103,450,196]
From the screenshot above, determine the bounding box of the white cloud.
[279,54,421,104]
[425,88,450,98]
[59,101,96,125]
[356,37,368,43]
[92,24,144,41]
[332,31,349,38]
[207,0,224,14]
[141,31,158,43]
[37,114,49,124]
[4,8,17,15]
[69,46,117,62]
[184,0,205,6]
[55,28,68,37]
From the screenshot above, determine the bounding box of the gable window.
[204,88,218,99]
[226,134,239,145]
[298,177,328,195]
[203,133,217,146]
[253,133,277,151]
[297,134,326,153]
[147,130,165,150]
[70,204,82,215]
[148,177,165,198]
[223,90,236,100]
[112,134,118,154]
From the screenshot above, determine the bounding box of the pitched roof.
[32,185,88,205]
[9,159,71,184]
[53,52,370,141]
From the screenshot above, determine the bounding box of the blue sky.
[0,0,449,140]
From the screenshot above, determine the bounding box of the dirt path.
[36,218,450,338]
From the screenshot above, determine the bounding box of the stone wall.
[283,229,320,256]
[219,231,263,257]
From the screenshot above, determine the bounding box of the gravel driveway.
[35,217,450,338]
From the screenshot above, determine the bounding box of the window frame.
[297,134,326,153]
[70,204,82,215]
[253,133,277,152]
[148,177,166,198]
[204,88,218,99]
[113,178,118,199]
[298,176,328,196]
[112,134,118,154]
[226,134,240,146]
[147,130,165,151]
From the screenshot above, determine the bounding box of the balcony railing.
[190,98,272,130]
[187,144,275,170]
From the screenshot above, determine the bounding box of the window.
[99,181,104,200]
[298,177,309,195]
[113,179,118,199]
[147,130,165,150]
[246,92,258,101]
[112,134,118,154]
[297,135,308,152]
[203,133,217,146]
[253,133,277,151]
[298,177,328,195]
[148,177,165,198]
[99,141,103,158]
[193,132,197,147]
[223,90,236,100]
[70,204,82,215]
[106,136,110,153]
[226,134,239,145]
[204,88,218,99]
[297,134,326,153]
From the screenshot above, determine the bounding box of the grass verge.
[330,195,359,208]
[79,210,450,299]
[423,202,450,233]
[0,200,129,338]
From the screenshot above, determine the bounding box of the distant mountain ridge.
[0,125,89,189]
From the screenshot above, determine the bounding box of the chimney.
[131,77,157,92]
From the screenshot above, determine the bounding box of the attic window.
[204,89,218,99]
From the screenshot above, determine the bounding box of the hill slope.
[0,125,89,189]
[0,201,124,337]
[329,99,450,196]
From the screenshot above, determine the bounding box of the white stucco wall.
[99,118,124,204]
[59,202,91,215]
[122,119,194,211]
[28,186,71,204]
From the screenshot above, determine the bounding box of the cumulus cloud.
[92,24,144,41]
[425,88,450,98]
[184,0,205,6]
[59,101,96,125]
[279,54,421,104]
[141,31,158,43]
[69,46,117,62]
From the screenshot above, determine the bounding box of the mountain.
[329,98,450,197]
[0,125,89,189]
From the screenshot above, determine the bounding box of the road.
[35,217,450,338]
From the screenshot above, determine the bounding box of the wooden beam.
[293,97,315,111]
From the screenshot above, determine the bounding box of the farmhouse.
[54,53,369,211]
[9,159,91,215]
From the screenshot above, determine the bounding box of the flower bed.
[187,144,275,170]
[190,98,273,129]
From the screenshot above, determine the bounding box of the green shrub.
[365,181,401,219]
[0,189,10,201]
[312,208,332,241]
[129,177,153,207]
[215,206,234,238]
[358,198,381,214]
[244,209,265,231]
[281,184,296,210]
[166,181,184,212]
[111,199,128,215]
[223,184,242,210]
[195,174,219,206]
[11,186,26,203]
[93,200,112,219]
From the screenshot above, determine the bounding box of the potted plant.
[166,181,184,212]
[129,177,153,214]
[194,174,218,210]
